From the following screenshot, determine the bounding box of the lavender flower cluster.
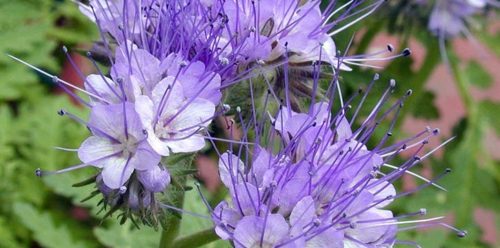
[20,0,468,246]
[428,0,498,38]
[212,76,468,247]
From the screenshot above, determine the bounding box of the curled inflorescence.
[12,0,468,245]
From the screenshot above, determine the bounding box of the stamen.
[8,55,109,103]
[382,163,447,191]
[53,146,79,152]
[35,151,122,177]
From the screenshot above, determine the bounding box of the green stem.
[447,50,474,112]
[159,219,181,248]
[171,228,219,248]
[158,154,195,248]
[446,49,478,228]
[159,229,173,247]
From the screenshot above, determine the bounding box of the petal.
[285,114,314,139]
[160,53,183,76]
[169,98,215,131]
[101,156,134,189]
[135,96,172,156]
[274,163,311,215]
[274,106,294,134]
[232,183,260,216]
[213,201,242,240]
[152,77,185,113]
[165,134,206,153]
[147,131,171,156]
[346,209,395,244]
[251,146,273,184]
[218,152,245,188]
[321,38,352,71]
[137,164,171,192]
[276,176,309,215]
[468,0,487,8]
[335,116,353,141]
[369,180,396,208]
[85,74,121,103]
[234,215,289,248]
[310,102,330,121]
[290,196,316,235]
[88,102,143,140]
[198,72,222,104]
[130,142,162,171]
[135,95,155,129]
[115,47,161,88]
[124,104,146,139]
[78,136,121,167]
[78,3,95,22]
[306,228,343,248]
[343,190,374,217]
[261,169,275,189]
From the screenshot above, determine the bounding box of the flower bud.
[137,164,171,193]
[127,180,152,211]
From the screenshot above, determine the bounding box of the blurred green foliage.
[0,0,498,247]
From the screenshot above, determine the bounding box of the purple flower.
[207,0,346,68]
[80,35,221,158]
[211,69,466,246]
[428,0,497,38]
[79,0,151,42]
[78,0,240,82]
[134,75,216,156]
[137,163,171,193]
[78,0,388,86]
[31,0,224,220]
[214,143,397,247]
[111,45,222,103]
[77,102,160,189]
[15,0,468,238]
[233,215,290,248]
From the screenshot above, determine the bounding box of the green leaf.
[0,217,21,248]
[14,95,89,205]
[13,202,90,248]
[0,0,96,101]
[94,221,160,248]
[178,182,213,236]
[477,30,500,57]
[177,182,230,248]
[48,1,98,44]
[42,172,102,215]
[479,100,500,136]
[0,0,57,101]
[465,61,492,89]
[411,90,439,120]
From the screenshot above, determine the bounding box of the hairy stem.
[159,154,195,248]
[171,228,219,248]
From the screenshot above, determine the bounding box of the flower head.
[28,0,228,223]
[77,102,160,189]
[428,0,498,38]
[210,60,466,247]
[11,0,469,239]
